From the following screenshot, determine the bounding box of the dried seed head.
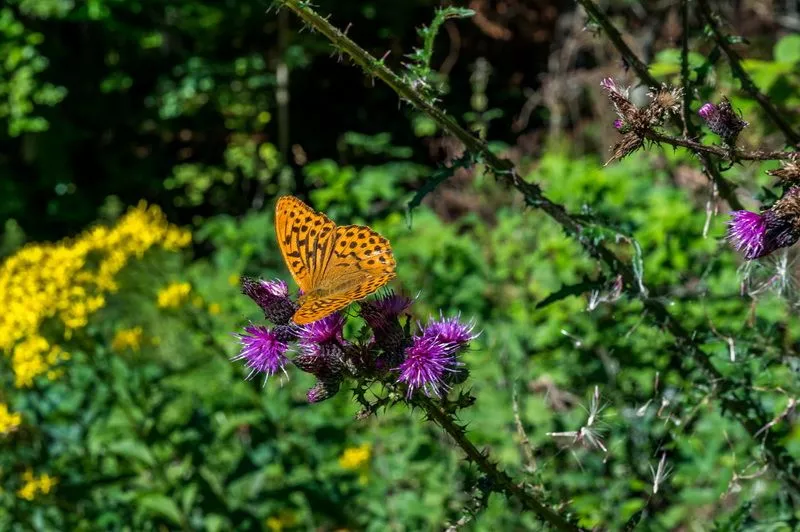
[600,77,637,120]
[606,132,644,165]
[764,187,800,252]
[767,160,800,187]
[643,86,682,126]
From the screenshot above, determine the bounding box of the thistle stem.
[415,395,585,531]
[644,131,796,161]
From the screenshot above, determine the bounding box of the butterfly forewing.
[275,196,336,294]
[275,196,397,324]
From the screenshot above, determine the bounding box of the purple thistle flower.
[397,335,459,398]
[698,99,748,144]
[423,314,477,347]
[241,278,297,325]
[232,325,289,379]
[298,312,345,346]
[600,78,621,94]
[727,210,767,260]
[728,187,800,260]
[360,291,413,330]
[698,103,715,120]
[613,119,623,130]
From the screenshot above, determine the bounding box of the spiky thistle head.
[396,335,461,398]
[422,313,478,347]
[728,187,800,260]
[232,325,290,380]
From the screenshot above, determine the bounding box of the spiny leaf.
[406,152,477,226]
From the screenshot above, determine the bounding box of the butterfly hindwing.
[328,225,396,282]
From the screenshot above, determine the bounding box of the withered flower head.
[605,133,644,166]
[767,159,800,187]
[600,78,637,121]
[643,86,682,126]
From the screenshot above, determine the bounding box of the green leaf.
[774,34,800,63]
[107,439,156,467]
[137,494,184,526]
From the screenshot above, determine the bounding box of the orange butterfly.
[275,195,397,324]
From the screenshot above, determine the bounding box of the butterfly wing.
[292,224,396,324]
[275,196,337,294]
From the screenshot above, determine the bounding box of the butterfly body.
[275,196,396,324]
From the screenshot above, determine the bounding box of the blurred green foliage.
[3,145,799,529]
[2,0,800,530]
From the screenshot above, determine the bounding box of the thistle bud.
[241,278,297,325]
[293,342,346,380]
[307,378,341,403]
[698,99,748,145]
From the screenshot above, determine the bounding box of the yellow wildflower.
[338,443,372,470]
[228,273,240,286]
[17,470,57,501]
[111,327,144,353]
[157,282,192,309]
[266,511,296,532]
[0,404,22,436]
[208,303,221,315]
[12,336,68,388]
[0,202,191,386]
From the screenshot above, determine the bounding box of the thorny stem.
[575,0,744,211]
[414,395,585,532]
[576,0,653,86]
[697,0,800,146]
[679,0,693,139]
[275,0,800,499]
[645,131,797,161]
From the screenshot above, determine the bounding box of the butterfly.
[275,195,397,324]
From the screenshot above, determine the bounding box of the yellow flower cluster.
[157,282,192,308]
[338,443,372,470]
[12,336,68,388]
[111,326,144,353]
[0,403,22,435]
[16,470,57,501]
[0,202,191,387]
